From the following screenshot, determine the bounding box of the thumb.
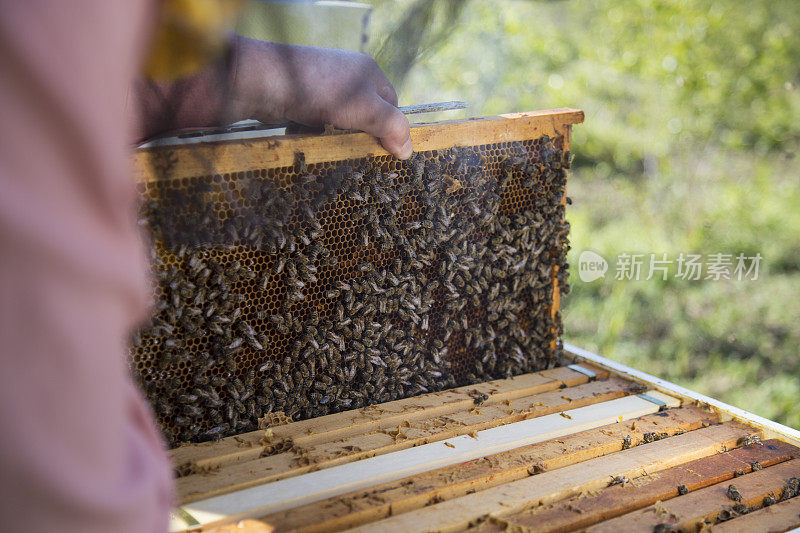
[360,96,413,160]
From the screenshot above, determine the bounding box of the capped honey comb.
[130,111,581,446]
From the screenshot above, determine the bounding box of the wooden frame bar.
[260,406,719,533]
[176,375,634,504]
[171,365,606,475]
[163,351,800,533]
[587,458,800,532]
[344,422,754,533]
[172,392,679,530]
[132,109,584,182]
[712,495,800,533]
[474,439,799,533]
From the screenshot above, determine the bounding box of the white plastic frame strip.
[637,393,668,411]
[170,390,679,531]
[567,364,597,381]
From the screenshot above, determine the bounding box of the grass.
[565,147,800,428]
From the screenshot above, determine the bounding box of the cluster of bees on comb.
[132,135,572,446]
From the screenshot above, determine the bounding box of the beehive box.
[131,109,583,446]
[166,348,800,533]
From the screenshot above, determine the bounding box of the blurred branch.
[372,0,469,90]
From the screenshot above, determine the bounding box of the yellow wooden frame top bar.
[131,108,584,182]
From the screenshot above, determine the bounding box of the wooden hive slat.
[712,494,800,533]
[173,389,680,530]
[586,457,800,532]
[470,439,799,533]
[176,373,635,504]
[340,422,754,533]
[170,364,607,473]
[259,406,719,533]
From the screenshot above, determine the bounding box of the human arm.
[135,35,413,159]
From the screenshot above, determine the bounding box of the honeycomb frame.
[131,109,584,446]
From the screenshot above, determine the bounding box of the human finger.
[357,95,412,160]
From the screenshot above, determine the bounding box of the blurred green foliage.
[371,0,467,88]
[366,0,800,428]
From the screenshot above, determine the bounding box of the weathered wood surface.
[171,365,607,474]
[206,520,274,533]
[260,406,717,533]
[176,392,679,530]
[132,109,585,182]
[712,494,800,533]
[587,457,800,532]
[469,438,798,533]
[176,375,631,504]
[343,422,753,533]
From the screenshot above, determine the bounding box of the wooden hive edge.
[563,344,800,447]
[131,109,584,182]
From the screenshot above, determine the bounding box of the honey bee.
[781,477,800,500]
[183,404,204,418]
[738,434,762,447]
[226,338,243,351]
[294,151,307,174]
[726,484,742,502]
[178,393,199,405]
[202,424,228,441]
[247,337,264,351]
[288,290,305,303]
[608,475,630,487]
